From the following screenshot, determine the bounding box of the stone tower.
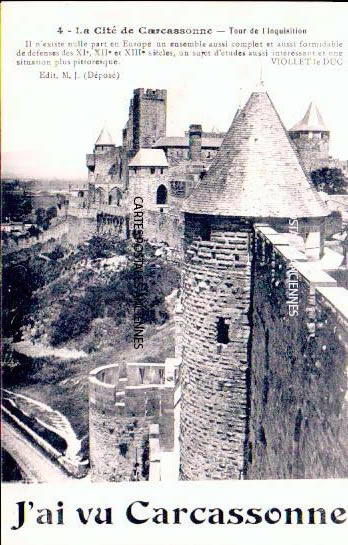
[179,83,328,480]
[288,102,330,174]
[125,88,167,152]
[86,125,123,206]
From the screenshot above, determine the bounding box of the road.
[2,419,72,483]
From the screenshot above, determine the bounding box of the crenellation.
[248,225,348,479]
[81,84,348,483]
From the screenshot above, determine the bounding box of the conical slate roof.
[183,87,328,218]
[289,102,328,132]
[95,124,114,146]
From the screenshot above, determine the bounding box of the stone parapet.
[248,225,348,479]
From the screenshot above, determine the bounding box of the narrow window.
[201,221,211,241]
[156,184,168,205]
[217,317,229,344]
[150,167,155,174]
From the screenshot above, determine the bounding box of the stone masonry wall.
[180,215,253,480]
[89,362,176,482]
[248,225,348,479]
[134,89,167,149]
[290,132,329,174]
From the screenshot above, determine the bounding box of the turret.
[288,102,330,174]
[179,83,328,481]
[94,124,115,152]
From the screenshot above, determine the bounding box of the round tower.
[87,124,119,206]
[179,84,328,480]
[288,102,330,174]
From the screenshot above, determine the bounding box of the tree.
[47,206,58,221]
[35,207,46,227]
[50,302,93,345]
[86,235,114,259]
[311,168,347,195]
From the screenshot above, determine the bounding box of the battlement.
[134,88,167,100]
[88,359,180,481]
[248,224,348,479]
[89,361,177,414]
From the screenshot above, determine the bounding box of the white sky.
[2,1,348,180]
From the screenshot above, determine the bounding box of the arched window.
[109,187,122,206]
[95,187,106,205]
[156,184,168,205]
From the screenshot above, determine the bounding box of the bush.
[50,302,93,345]
[311,167,347,194]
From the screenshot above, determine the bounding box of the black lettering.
[126,501,149,524]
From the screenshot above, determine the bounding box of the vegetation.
[311,167,347,194]
[2,234,179,437]
[49,259,180,347]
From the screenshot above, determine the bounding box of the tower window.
[217,317,229,344]
[201,221,211,241]
[156,184,168,205]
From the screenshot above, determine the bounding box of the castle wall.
[180,215,253,480]
[66,215,97,245]
[248,225,348,479]
[2,218,71,255]
[89,362,176,482]
[133,89,167,149]
[290,132,330,173]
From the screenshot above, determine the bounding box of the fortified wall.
[180,216,253,480]
[2,218,70,255]
[88,359,180,482]
[247,225,348,479]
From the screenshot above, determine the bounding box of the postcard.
[1,2,348,544]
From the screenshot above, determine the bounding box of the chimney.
[189,124,202,162]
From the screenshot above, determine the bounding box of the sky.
[2,1,348,180]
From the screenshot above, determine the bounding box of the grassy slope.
[14,321,175,438]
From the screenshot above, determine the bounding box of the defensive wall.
[2,218,70,255]
[247,224,348,479]
[180,215,253,480]
[88,358,180,482]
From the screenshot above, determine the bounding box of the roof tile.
[183,89,329,218]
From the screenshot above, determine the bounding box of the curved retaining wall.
[89,362,176,482]
[2,406,88,478]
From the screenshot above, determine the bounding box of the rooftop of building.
[289,101,329,132]
[183,84,329,218]
[128,148,168,167]
[95,125,115,146]
[153,136,223,149]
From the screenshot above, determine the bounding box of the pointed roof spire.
[256,61,265,92]
[183,87,328,219]
[95,123,114,146]
[289,102,328,132]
